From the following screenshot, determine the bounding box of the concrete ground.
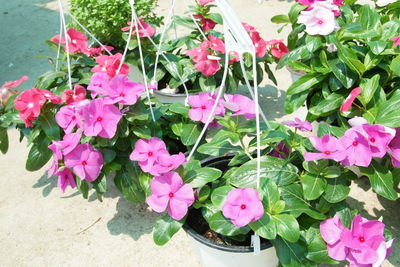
[0,0,399,266]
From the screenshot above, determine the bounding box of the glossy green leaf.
[286,73,325,95]
[197,139,241,157]
[359,74,380,107]
[375,90,400,127]
[184,167,222,188]
[153,215,185,246]
[180,124,201,146]
[309,93,344,116]
[249,213,277,240]
[210,186,233,209]
[209,211,250,236]
[272,237,308,266]
[0,127,9,154]
[39,112,60,140]
[272,214,300,242]
[301,174,327,201]
[323,176,350,203]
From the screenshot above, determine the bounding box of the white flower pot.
[153,89,190,104]
[183,224,279,267]
[286,66,306,82]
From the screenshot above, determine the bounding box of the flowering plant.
[272,0,400,125]
[124,0,286,94]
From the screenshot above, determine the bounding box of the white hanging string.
[58,0,72,90]
[55,11,63,70]
[67,13,113,56]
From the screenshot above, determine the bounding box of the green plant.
[70,0,163,47]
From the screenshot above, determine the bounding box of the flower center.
[318,20,324,25]
[324,151,331,155]
[81,161,88,166]
[72,116,76,120]
[148,152,153,156]
[168,192,174,198]
[370,138,376,143]
[359,237,365,243]
[240,204,246,210]
[119,93,125,97]
[27,102,34,108]
[352,141,359,146]
[97,117,103,122]
[201,105,207,110]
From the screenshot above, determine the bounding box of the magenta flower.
[388,128,400,168]
[340,87,361,112]
[356,124,395,158]
[146,172,195,220]
[391,36,400,47]
[222,188,264,227]
[282,117,313,132]
[150,152,186,176]
[224,94,256,119]
[55,168,76,193]
[304,134,345,161]
[188,92,225,123]
[64,143,103,182]
[268,141,290,159]
[87,72,111,98]
[320,215,348,261]
[79,98,122,139]
[339,129,372,167]
[129,137,169,174]
[55,105,78,134]
[195,55,222,76]
[48,133,81,160]
[104,75,145,105]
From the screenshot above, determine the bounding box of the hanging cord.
[252,54,261,189]
[239,58,271,129]
[58,0,73,90]
[187,52,229,162]
[67,13,113,56]
[55,11,63,70]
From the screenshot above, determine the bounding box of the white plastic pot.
[183,223,279,267]
[286,66,306,82]
[153,89,190,104]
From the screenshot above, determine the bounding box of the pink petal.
[146,194,169,213]
[173,184,195,206]
[168,198,189,220]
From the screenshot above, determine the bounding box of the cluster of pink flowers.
[305,117,400,168]
[0,76,29,105]
[14,88,61,127]
[121,18,156,37]
[297,0,343,35]
[129,137,194,220]
[51,28,114,57]
[222,188,264,227]
[187,92,256,126]
[320,214,393,266]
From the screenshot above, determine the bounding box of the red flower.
[193,14,216,31]
[121,18,156,37]
[14,89,46,127]
[340,87,361,112]
[266,39,289,59]
[62,85,87,104]
[91,53,130,78]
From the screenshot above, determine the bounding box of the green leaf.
[375,90,400,127]
[132,125,152,139]
[76,179,89,199]
[35,71,66,89]
[286,73,325,95]
[92,175,107,194]
[209,211,250,236]
[323,176,350,203]
[249,213,277,240]
[359,5,379,30]
[272,237,307,266]
[199,76,216,92]
[284,90,308,114]
[210,186,233,209]
[101,148,116,164]
[198,185,211,202]
[153,215,185,246]
[367,41,387,55]
[390,56,400,77]
[301,174,327,201]
[271,14,290,24]
[25,138,52,171]
[169,102,189,116]
[197,139,241,157]
[206,13,223,24]
[329,59,357,89]
[305,224,339,264]
[114,163,146,204]
[309,93,344,116]
[229,156,299,188]
[359,160,397,200]
[260,178,280,213]
[0,127,9,154]
[180,124,201,146]
[184,167,222,188]
[272,214,300,242]
[39,112,60,140]
[359,74,380,107]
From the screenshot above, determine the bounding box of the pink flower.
[40,89,62,104]
[198,0,215,5]
[242,23,268,58]
[266,39,289,59]
[340,87,361,112]
[104,75,145,105]
[185,47,209,63]
[268,141,290,159]
[91,53,130,78]
[64,143,103,182]
[85,45,115,57]
[188,92,225,123]
[208,35,226,54]
[224,94,255,119]
[388,128,400,168]
[298,6,337,36]
[14,88,47,127]
[48,133,81,160]
[62,85,87,104]
[195,55,222,76]
[304,134,346,161]
[150,153,186,176]
[356,124,395,158]
[2,75,29,89]
[64,28,89,54]
[391,36,400,47]
[129,137,169,174]
[193,14,216,31]
[55,105,79,134]
[282,117,313,132]
[222,188,264,227]
[339,129,372,167]
[321,215,393,266]
[55,168,76,193]
[50,34,66,45]
[79,98,123,139]
[121,18,156,37]
[87,72,111,98]
[146,172,195,220]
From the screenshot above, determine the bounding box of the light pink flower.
[55,105,79,134]
[55,168,76,193]
[121,18,156,37]
[188,92,225,123]
[185,46,209,63]
[339,129,372,167]
[62,85,87,104]
[150,153,186,176]
[208,35,226,54]
[129,137,169,174]
[65,28,89,54]
[282,117,313,132]
[388,128,400,168]
[266,39,289,59]
[304,134,346,161]
[64,143,103,182]
[2,75,29,89]
[79,98,123,139]
[340,87,361,112]
[48,133,81,160]
[224,94,255,119]
[320,215,348,261]
[298,6,336,36]
[391,36,400,47]
[146,172,195,220]
[104,75,145,105]
[198,0,215,5]
[91,53,130,78]
[222,188,264,227]
[87,72,111,98]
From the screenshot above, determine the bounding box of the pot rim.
[182,155,273,253]
[153,89,193,97]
